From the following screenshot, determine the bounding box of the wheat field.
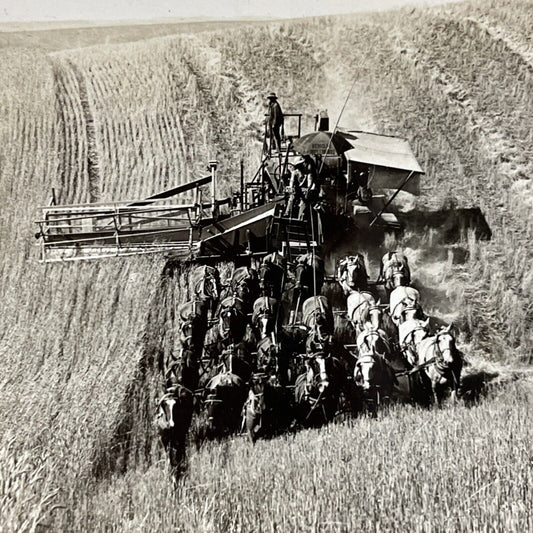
[0,0,532,531]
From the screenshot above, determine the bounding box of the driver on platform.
[284,156,306,218]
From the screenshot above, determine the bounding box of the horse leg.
[432,380,445,408]
[451,366,462,405]
[367,396,378,419]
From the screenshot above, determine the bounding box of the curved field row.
[62,40,201,201]
[57,25,326,203]
[466,15,533,71]
[50,59,91,204]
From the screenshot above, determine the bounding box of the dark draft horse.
[203,295,249,361]
[251,296,280,338]
[258,251,286,299]
[156,347,199,471]
[293,346,349,427]
[242,296,297,442]
[204,343,253,438]
[242,336,293,443]
[190,265,221,319]
[294,252,325,299]
[302,296,334,340]
[178,299,209,356]
[230,266,260,315]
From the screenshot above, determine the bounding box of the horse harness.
[398,331,454,378]
[348,294,375,322]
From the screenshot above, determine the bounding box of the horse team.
[156,251,463,469]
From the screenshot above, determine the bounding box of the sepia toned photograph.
[0,0,531,531]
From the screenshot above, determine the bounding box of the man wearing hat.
[266,92,284,153]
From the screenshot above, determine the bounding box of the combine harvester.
[34,109,427,266]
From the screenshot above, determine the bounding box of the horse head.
[382,252,409,291]
[233,269,260,313]
[256,335,279,375]
[220,342,253,383]
[305,352,331,394]
[354,354,378,392]
[399,318,430,365]
[156,391,178,431]
[180,312,207,352]
[258,262,270,290]
[435,325,458,367]
[249,373,269,413]
[314,311,331,337]
[341,254,368,291]
[306,322,333,357]
[156,383,194,433]
[416,324,463,406]
[357,327,390,359]
[354,353,395,399]
[365,301,382,330]
[218,297,246,342]
[258,260,284,297]
[193,266,220,303]
[204,271,220,301]
[294,253,324,294]
[294,261,308,290]
[244,372,280,442]
[391,268,409,289]
[399,306,420,324]
[252,296,278,338]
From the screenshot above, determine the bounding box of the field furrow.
[1,3,532,530]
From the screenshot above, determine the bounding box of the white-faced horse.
[389,286,422,326]
[156,383,195,471]
[380,251,411,295]
[399,318,431,366]
[346,291,380,334]
[400,320,462,406]
[354,327,397,416]
[337,254,368,295]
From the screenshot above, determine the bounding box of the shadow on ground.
[459,369,501,406]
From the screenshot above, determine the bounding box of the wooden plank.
[127,175,212,207]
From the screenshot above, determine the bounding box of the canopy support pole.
[318,69,361,176]
[369,170,415,227]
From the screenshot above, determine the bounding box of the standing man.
[266,92,284,154]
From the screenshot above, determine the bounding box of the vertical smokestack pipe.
[209,160,218,218]
[240,159,244,212]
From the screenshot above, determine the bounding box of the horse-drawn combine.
[34,110,422,263]
[35,108,465,469]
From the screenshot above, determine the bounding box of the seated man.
[284,156,306,218]
[297,156,321,220]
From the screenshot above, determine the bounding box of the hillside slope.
[0,0,531,530]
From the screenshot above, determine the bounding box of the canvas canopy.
[343,131,424,195]
[344,132,424,173]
